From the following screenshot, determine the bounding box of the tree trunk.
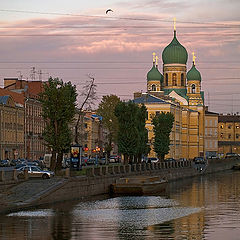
[56,152,63,171]
[50,150,57,171]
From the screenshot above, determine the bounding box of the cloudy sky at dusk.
[0,0,239,113]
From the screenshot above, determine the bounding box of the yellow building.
[205,110,218,157]
[134,23,206,159]
[0,95,24,160]
[71,111,104,157]
[218,114,240,155]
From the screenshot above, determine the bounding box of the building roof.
[205,111,218,116]
[164,88,188,100]
[0,88,24,105]
[162,30,188,64]
[0,95,10,105]
[147,64,163,82]
[187,63,201,81]
[218,115,240,123]
[133,94,169,104]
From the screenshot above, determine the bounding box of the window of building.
[181,73,184,86]
[152,84,156,91]
[236,134,239,139]
[220,133,224,138]
[209,129,212,136]
[220,125,224,129]
[205,120,207,127]
[236,125,239,129]
[165,73,168,86]
[209,141,212,148]
[228,134,231,139]
[209,120,212,126]
[172,73,177,86]
[228,125,232,129]
[191,84,196,93]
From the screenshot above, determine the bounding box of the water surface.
[1,170,240,240]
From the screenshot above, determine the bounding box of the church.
[133,21,205,160]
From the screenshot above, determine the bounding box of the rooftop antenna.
[37,70,49,81]
[17,71,23,80]
[30,67,36,81]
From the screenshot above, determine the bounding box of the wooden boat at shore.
[111,176,167,195]
[232,164,240,170]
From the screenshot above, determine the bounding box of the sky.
[0,0,239,114]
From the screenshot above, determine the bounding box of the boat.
[111,176,167,195]
[232,164,240,170]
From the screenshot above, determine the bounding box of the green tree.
[152,112,174,161]
[115,101,149,164]
[135,104,150,163]
[39,77,77,171]
[115,101,138,164]
[97,95,120,157]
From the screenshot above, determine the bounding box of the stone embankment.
[0,158,239,214]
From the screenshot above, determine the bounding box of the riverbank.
[0,158,239,215]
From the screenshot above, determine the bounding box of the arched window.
[165,73,168,86]
[152,84,156,91]
[191,84,196,93]
[181,73,184,86]
[172,73,177,86]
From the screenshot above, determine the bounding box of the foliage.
[115,101,149,164]
[97,95,121,156]
[152,112,174,161]
[39,77,77,170]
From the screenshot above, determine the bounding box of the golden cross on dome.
[173,17,176,31]
[192,51,196,64]
[155,56,159,66]
[152,52,156,63]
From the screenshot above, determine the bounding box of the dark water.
[1,170,240,240]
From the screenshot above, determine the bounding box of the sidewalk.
[0,177,65,214]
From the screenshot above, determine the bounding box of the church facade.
[133,25,206,160]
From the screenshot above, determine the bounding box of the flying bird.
[106,9,113,14]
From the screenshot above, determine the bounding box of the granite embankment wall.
[30,158,239,206]
[0,158,239,214]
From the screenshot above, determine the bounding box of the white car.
[17,166,55,179]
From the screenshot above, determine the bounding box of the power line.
[0,33,239,37]
[0,61,239,64]
[1,9,239,27]
[0,25,239,29]
[0,67,239,70]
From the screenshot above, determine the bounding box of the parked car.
[147,157,159,163]
[164,158,176,162]
[10,159,22,166]
[109,155,121,163]
[17,165,54,179]
[193,157,205,164]
[225,153,238,159]
[0,159,10,167]
[99,157,106,165]
[87,158,95,165]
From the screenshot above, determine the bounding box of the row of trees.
[39,77,174,170]
[97,95,174,163]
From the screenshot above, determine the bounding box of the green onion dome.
[162,30,188,64]
[187,63,201,81]
[147,64,163,83]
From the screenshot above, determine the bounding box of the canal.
[0,170,240,240]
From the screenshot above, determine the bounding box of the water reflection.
[1,170,240,240]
